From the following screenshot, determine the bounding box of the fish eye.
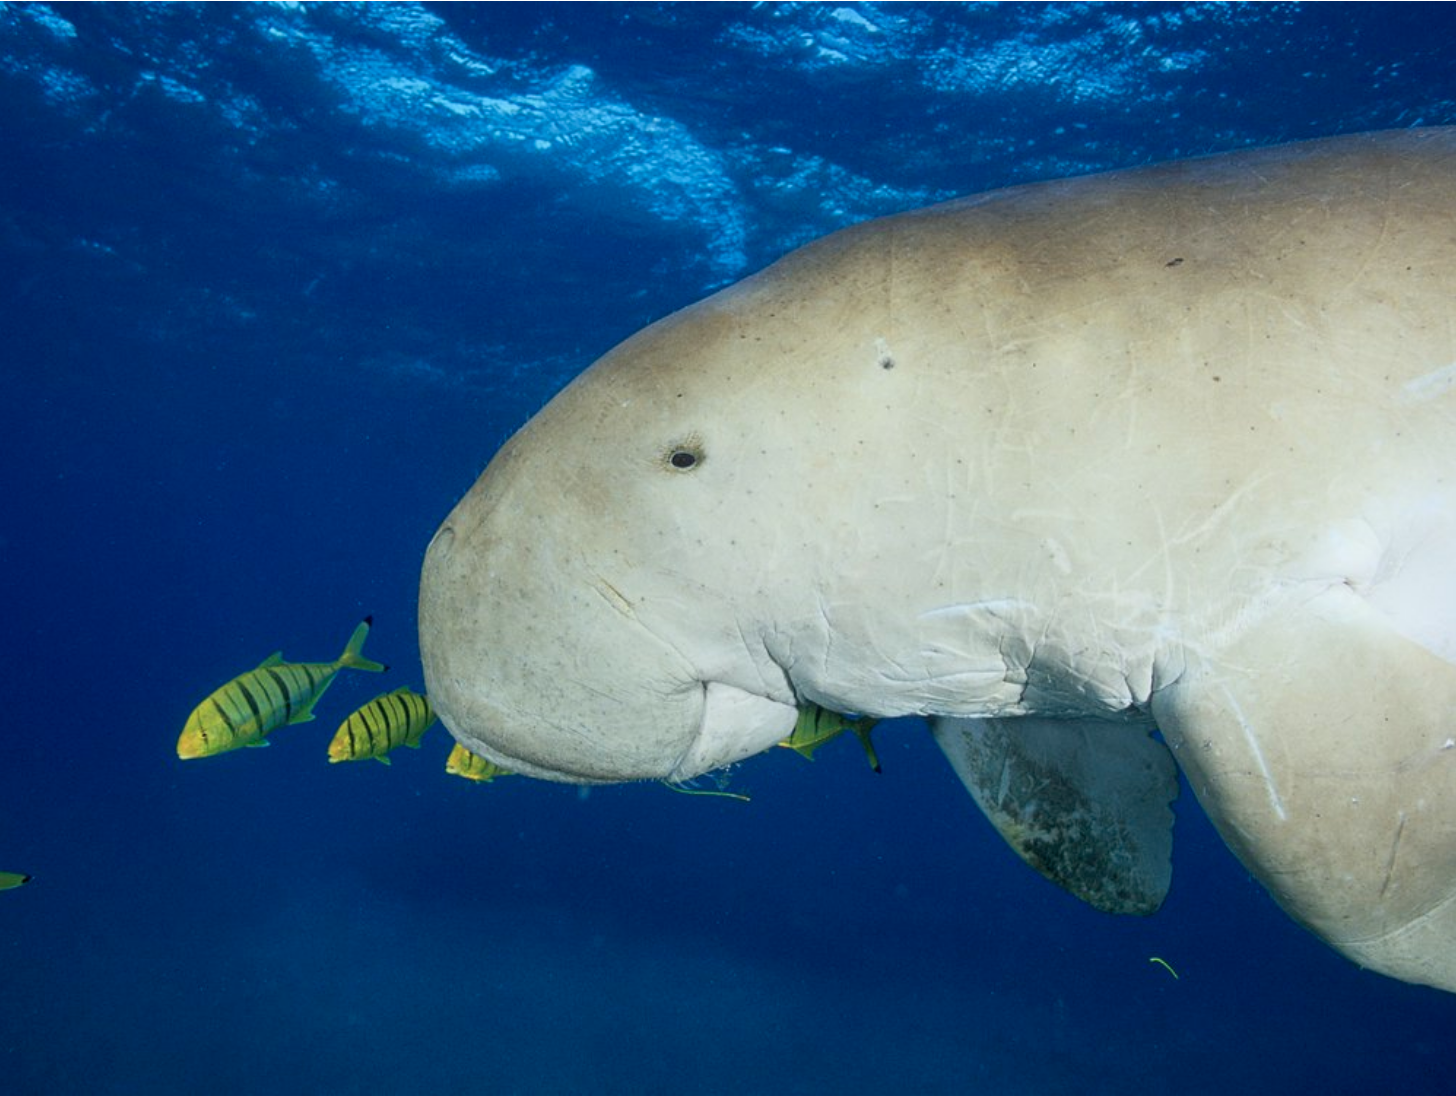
[662,436,705,473]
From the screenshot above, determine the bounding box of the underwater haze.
[5,3,1456,1093]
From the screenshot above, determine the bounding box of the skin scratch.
[1166,472,1273,551]
[1397,361,1456,405]
[1379,811,1407,899]
[590,575,636,619]
[1220,684,1287,821]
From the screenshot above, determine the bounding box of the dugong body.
[420,129,1456,992]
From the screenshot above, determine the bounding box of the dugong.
[420,128,1456,993]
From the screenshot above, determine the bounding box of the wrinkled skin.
[421,129,1456,992]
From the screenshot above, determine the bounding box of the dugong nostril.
[427,524,456,557]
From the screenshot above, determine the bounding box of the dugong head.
[419,254,866,783]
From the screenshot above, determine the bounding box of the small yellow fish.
[445,741,513,784]
[177,618,387,759]
[328,687,435,764]
[778,703,883,772]
[0,872,32,891]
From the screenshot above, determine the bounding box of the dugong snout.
[420,508,711,783]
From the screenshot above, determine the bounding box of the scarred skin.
[420,129,1456,992]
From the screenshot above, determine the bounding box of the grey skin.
[421,128,1456,993]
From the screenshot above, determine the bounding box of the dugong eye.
[662,436,705,473]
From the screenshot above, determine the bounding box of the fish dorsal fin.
[931,714,1178,916]
[257,651,284,669]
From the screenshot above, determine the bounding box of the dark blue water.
[4,4,1456,1093]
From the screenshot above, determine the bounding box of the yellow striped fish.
[778,703,883,772]
[444,741,513,784]
[177,618,387,759]
[328,687,435,764]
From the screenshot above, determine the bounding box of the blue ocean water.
[4,3,1456,1093]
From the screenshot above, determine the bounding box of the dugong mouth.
[666,682,799,784]
[443,681,798,786]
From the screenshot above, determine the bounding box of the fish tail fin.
[853,720,883,773]
[339,616,388,673]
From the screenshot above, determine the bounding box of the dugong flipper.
[933,716,1177,915]
[420,128,1456,992]
[1153,586,1456,988]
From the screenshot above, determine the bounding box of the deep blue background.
[4,4,1456,1093]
